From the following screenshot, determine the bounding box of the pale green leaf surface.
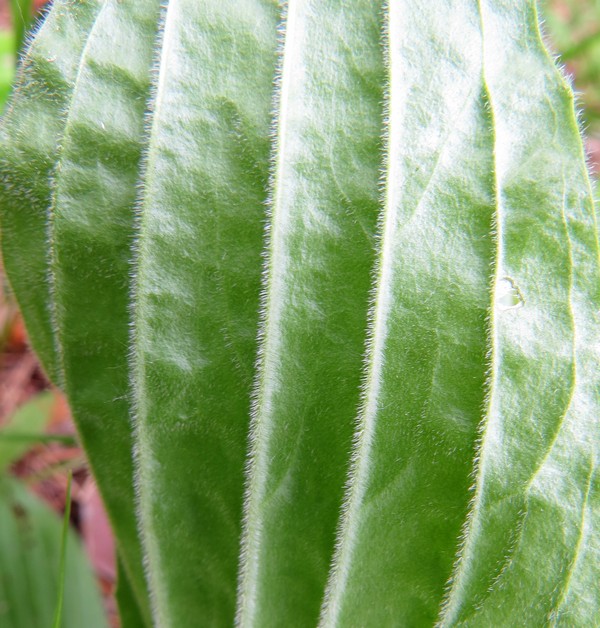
[321,2,497,625]
[132,1,280,624]
[439,2,600,625]
[0,1,598,626]
[0,30,15,110]
[238,1,383,625]
[0,31,15,56]
[0,0,104,382]
[0,478,107,628]
[0,392,52,472]
[49,0,163,622]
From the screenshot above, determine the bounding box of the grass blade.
[8,0,33,54]
[52,471,72,628]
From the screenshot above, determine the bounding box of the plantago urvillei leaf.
[49,0,164,622]
[238,1,383,624]
[132,1,280,624]
[0,1,597,626]
[0,0,104,381]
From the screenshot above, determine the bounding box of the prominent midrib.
[436,1,592,622]
[434,3,502,622]
[236,0,298,622]
[129,0,174,625]
[319,3,397,622]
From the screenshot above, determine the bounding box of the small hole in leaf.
[497,277,524,311]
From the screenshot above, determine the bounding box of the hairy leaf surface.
[116,556,147,628]
[438,1,600,624]
[49,0,162,622]
[321,1,600,626]
[132,1,280,624]
[237,1,384,624]
[0,0,597,626]
[0,0,103,381]
[321,2,496,624]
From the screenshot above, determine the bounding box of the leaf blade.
[237,1,384,624]
[0,478,107,628]
[439,1,600,624]
[0,0,105,382]
[52,471,72,628]
[321,2,500,624]
[48,0,164,621]
[0,392,53,472]
[132,1,280,623]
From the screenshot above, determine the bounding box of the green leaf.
[0,392,53,472]
[132,1,280,623]
[323,1,600,625]
[237,2,383,625]
[0,30,15,111]
[49,0,163,622]
[0,31,16,56]
[0,477,107,628]
[438,2,600,624]
[0,0,598,626]
[540,0,600,134]
[0,433,77,446]
[321,2,496,624]
[115,555,147,628]
[0,0,104,382]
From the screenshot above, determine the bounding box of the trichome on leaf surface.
[0,0,598,626]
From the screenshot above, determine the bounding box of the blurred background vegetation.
[546,0,600,133]
[0,1,597,627]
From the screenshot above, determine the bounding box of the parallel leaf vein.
[436,3,501,621]
[48,0,109,387]
[319,2,398,622]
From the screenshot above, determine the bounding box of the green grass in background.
[543,0,600,135]
[0,0,35,110]
[0,29,15,109]
[8,0,34,57]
